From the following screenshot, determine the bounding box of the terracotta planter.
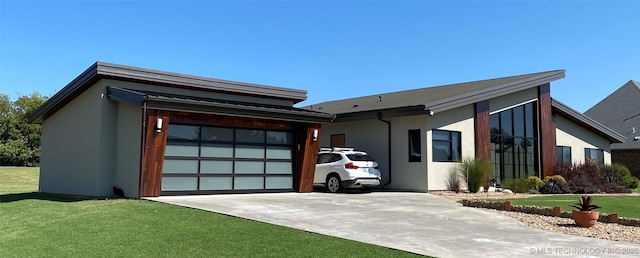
[573,210,599,228]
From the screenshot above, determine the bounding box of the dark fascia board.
[552,98,626,143]
[333,106,428,123]
[27,63,101,123]
[424,70,565,114]
[28,61,309,123]
[145,96,334,124]
[96,62,307,103]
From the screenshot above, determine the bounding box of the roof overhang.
[107,87,335,124]
[28,62,309,123]
[424,70,565,114]
[552,98,626,143]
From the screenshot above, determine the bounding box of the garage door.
[160,123,294,194]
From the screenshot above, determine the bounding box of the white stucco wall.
[40,82,109,196]
[319,119,391,184]
[489,87,538,113]
[114,103,142,197]
[555,115,612,164]
[426,105,476,191]
[388,115,429,191]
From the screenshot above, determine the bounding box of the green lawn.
[1,167,421,257]
[500,195,640,218]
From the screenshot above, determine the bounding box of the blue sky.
[1,1,638,112]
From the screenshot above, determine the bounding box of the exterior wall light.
[156,118,163,133]
[312,129,319,141]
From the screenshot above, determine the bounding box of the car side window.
[317,153,331,164]
[329,154,343,162]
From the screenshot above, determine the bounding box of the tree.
[0,93,48,166]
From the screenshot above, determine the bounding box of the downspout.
[377,112,392,188]
[138,101,148,198]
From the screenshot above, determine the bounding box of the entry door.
[331,134,345,147]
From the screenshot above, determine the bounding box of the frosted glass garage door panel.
[201,144,233,158]
[161,177,197,191]
[165,144,199,157]
[201,160,233,174]
[266,147,292,159]
[234,177,264,190]
[163,160,198,173]
[235,161,264,174]
[266,162,292,174]
[235,146,264,158]
[200,177,233,190]
[266,177,292,189]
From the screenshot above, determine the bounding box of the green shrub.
[526,176,544,190]
[601,163,639,189]
[501,178,529,193]
[457,157,491,193]
[543,175,566,183]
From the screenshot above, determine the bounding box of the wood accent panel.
[539,83,557,177]
[139,109,171,197]
[295,123,321,192]
[474,100,491,161]
[330,134,346,147]
[170,111,294,130]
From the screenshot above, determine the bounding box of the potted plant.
[571,195,601,228]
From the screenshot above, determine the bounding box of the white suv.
[314,147,382,193]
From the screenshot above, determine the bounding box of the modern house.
[28,62,334,198]
[585,80,640,178]
[303,70,626,191]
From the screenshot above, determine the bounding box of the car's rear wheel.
[326,175,342,193]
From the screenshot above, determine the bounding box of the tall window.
[584,148,604,165]
[556,146,571,165]
[432,129,461,162]
[490,102,538,183]
[408,129,421,162]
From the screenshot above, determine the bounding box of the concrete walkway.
[146,192,640,258]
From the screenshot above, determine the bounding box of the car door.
[314,153,331,183]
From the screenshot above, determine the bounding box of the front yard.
[0,167,420,257]
[500,195,640,219]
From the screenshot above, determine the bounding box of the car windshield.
[346,153,374,161]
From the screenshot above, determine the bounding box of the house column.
[295,123,322,192]
[139,109,170,197]
[539,83,557,178]
[474,100,491,161]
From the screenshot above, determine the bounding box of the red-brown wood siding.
[295,123,321,192]
[139,109,171,197]
[475,100,491,161]
[539,84,557,177]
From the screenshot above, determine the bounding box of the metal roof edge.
[552,98,626,143]
[95,62,308,102]
[27,62,100,123]
[425,70,565,114]
[333,106,428,123]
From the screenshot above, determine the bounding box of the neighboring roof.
[552,98,626,143]
[107,87,334,124]
[585,80,640,148]
[302,70,565,122]
[28,62,310,123]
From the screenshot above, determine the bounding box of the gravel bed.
[430,191,640,245]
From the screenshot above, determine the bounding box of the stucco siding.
[427,105,475,190]
[556,115,612,164]
[40,82,106,196]
[103,79,294,107]
[388,115,429,191]
[114,103,142,197]
[319,120,390,183]
[489,87,538,113]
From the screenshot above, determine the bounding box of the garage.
[28,62,333,198]
[161,123,296,194]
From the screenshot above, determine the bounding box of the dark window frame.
[408,129,422,162]
[556,146,571,165]
[584,148,604,165]
[432,129,461,162]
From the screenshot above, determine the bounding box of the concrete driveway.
[147,192,640,257]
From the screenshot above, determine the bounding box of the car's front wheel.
[326,175,342,193]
